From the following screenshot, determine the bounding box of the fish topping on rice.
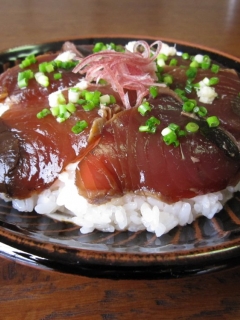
[0,39,240,237]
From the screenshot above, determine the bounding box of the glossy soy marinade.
[76,91,240,204]
[74,43,240,204]
[0,51,123,199]
[1,40,240,206]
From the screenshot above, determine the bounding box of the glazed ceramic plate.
[1,37,240,279]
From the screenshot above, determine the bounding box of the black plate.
[1,37,240,279]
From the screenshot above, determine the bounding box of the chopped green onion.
[77,99,86,105]
[185,83,192,93]
[182,100,196,112]
[190,60,199,68]
[45,62,55,73]
[193,106,199,114]
[39,62,48,73]
[139,116,160,133]
[66,102,77,113]
[71,120,88,134]
[110,95,116,104]
[37,108,51,119]
[174,88,188,102]
[182,53,190,60]
[93,42,106,52]
[197,106,208,117]
[163,74,173,85]
[178,130,187,137]
[157,53,168,61]
[100,94,110,104]
[50,106,59,117]
[174,88,185,96]
[18,78,29,88]
[169,58,178,66]
[98,79,108,85]
[59,104,67,116]
[162,130,179,147]
[53,72,62,80]
[185,122,199,133]
[82,101,95,111]
[149,86,158,98]
[60,60,78,69]
[98,94,116,105]
[138,102,151,116]
[68,87,81,103]
[19,54,37,69]
[201,61,211,70]
[206,116,220,127]
[186,67,198,79]
[209,77,219,86]
[17,70,34,88]
[85,90,101,105]
[35,72,49,87]
[168,123,180,132]
[211,64,220,73]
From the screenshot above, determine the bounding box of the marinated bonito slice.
[76,93,240,204]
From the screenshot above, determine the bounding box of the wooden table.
[1,0,240,319]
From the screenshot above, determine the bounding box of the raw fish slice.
[0,53,83,104]
[0,100,102,199]
[76,93,240,204]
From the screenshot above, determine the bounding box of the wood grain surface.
[1,0,240,319]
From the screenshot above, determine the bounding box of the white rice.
[8,162,240,238]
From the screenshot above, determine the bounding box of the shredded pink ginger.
[73,41,163,109]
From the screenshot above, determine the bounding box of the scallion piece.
[190,60,199,68]
[53,73,62,80]
[50,106,60,117]
[157,53,168,61]
[169,58,178,66]
[82,101,95,111]
[110,95,116,104]
[182,101,195,112]
[138,102,151,116]
[18,78,29,88]
[72,120,89,134]
[178,130,187,137]
[209,77,219,86]
[66,102,77,113]
[163,74,173,85]
[206,116,220,127]
[168,123,180,132]
[37,108,51,119]
[185,122,199,133]
[162,130,179,147]
[93,42,107,53]
[17,70,34,88]
[197,106,208,117]
[39,62,48,73]
[185,83,192,93]
[186,67,197,79]
[149,86,158,98]
[19,54,37,69]
[201,61,210,70]
[139,116,160,133]
[182,53,190,60]
[211,64,220,73]
[35,72,49,87]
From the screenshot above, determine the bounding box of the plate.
[1,37,240,279]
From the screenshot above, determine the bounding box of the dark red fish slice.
[76,93,240,204]
[165,66,240,140]
[0,99,103,199]
[0,53,83,103]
